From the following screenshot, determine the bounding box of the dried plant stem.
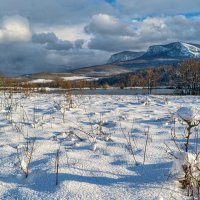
[55,146,60,186]
[143,131,149,165]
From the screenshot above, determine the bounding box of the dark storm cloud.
[88,35,140,52]
[32,33,73,51]
[0,40,107,76]
[32,33,57,44]
[74,39,85,49]
[0,42,48,75]
[46,40,73,51]
[61,50,109,68]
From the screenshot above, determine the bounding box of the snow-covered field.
[61,76,99,81]
[29,79,53,84]
[0,93,199,200]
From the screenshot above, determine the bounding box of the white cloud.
[85,13,135,36]
[136,15,200,43]
[87,14,200,52]
[0,15,32,43]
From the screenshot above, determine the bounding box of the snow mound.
[171,152,197,178]
[175,107,200,123]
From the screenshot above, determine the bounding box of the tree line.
[98,59,200,95]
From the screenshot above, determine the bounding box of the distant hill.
[71,64,131,77]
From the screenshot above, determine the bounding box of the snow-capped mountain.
[142,42,200,59]
[108,42,200,64]
[107,51,145,63]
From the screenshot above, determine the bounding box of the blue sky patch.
[105,0,115,4]
[183,12,200,18]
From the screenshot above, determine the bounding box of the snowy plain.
[0,92,199,200]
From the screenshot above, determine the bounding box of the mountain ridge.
[108,42,200,64]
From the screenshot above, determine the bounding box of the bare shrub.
[16,136,36,178]
[168,107,200,198]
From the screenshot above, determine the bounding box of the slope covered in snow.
[142,42,200,59]
[107,51,145,63]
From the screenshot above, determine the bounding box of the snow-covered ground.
[62,76,99,81]
[0,93,199,200]
[29,79,53,84]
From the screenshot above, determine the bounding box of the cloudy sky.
[0,0,199,75]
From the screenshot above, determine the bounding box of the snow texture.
[0,93,199,199]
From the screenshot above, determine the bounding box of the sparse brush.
[143,127,150,165]
[65,91,75,109]
[55,146,60,185]
[120,123,138,164]
[16,136,35,178]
